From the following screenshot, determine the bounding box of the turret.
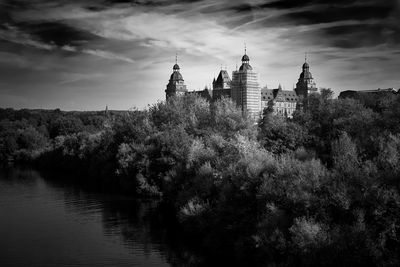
[295,53,317,99]
[165,54,187,99]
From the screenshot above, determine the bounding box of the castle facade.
[165,50,318,119]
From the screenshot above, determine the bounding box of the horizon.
[1,0,400,111]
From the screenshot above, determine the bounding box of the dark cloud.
[260,0,355,9]
[252,0,400,49]
[279,22,400,49]
[0,1,17,24]
[15,22,100,47]
[103,0,204,8]
[250,0,400,28]
[0,0,104,50]
[231,3,253,13]
[320,21,400,48]
[2,0,399,50]
[85,5,107,12]
[286,5,392,25]
[103,0,160,6]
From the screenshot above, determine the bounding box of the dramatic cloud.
[0,0,399,110]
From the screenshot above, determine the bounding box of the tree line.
[1,90,400,266]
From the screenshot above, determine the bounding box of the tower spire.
[241,43,250,64]
[173,53,180,71]
[305,52,307,63]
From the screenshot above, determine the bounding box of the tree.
[320,88,334,101]
[331,132,359,175]
[17,126,48,150]
[49,116,84,138]
[259,115,308,154]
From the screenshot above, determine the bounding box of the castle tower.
[295,54,317,99]
[165,55,187,99]
[230,47,261,119]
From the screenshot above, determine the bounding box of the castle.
[165,50,318,119]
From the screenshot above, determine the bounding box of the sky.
[0,0,400,110]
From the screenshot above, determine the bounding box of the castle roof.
[339,88,397,99]
[170,71,183,81]
[358,88,396,93]
[300,70,313,80]
[186,89,212,101]
[261,87,298,102]
[215,70,231,84]
[239,63,253,71]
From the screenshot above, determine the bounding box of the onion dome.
[240,46,251,70]
[302,62,309,69]
[300,70,313,80]
[170,71,183,81]
[170,54,183,81]
[173,63,180,71]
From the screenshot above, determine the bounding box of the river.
[0,167,200,267]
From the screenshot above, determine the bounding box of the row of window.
[262,96,297,101]
[274,102,297,108]
[274,108,295,118]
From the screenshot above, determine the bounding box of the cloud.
[0,24,55,50]
[81,49,135,63]
[8,0,398,52]
[61,45,77,52]
[57,72,103,85]
[0,23,134,63]
[262,0,400,46]
[16,21,102,47]
[61,44,135,63]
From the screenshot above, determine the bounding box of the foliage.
[2,92,400,266]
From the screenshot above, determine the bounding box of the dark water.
[0,168,198,267]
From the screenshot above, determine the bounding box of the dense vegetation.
[1,90,400,266]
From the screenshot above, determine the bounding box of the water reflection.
[0,167,203,267]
